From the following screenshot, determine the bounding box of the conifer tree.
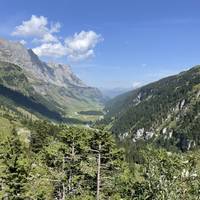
[89,129,124,200]
[0,128,30,199]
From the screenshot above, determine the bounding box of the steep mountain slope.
[0,38,103,122]
[101,66,200,151]
[0,61,65,121]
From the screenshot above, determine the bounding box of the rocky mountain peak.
[47,62,86,87]
[0,38,86,88]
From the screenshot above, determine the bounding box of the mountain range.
[0,38,200,152]
[0,38,103,123]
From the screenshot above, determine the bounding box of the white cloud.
[12,15,60,43]
[33,42,66,57]
[33,30,103,61]
[65,31,103,61]
[12,16,103,61]
[50,22,61,33]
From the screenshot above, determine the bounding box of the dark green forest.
[0,61,200,199]
[0,109,200,199]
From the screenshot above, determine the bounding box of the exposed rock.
[119,132,129,141]
[137,93,142,101]
[162,127,167,134]
[47,62,86,87]
[123,132,129,138]
[180,99,185,109]
[132,128,155,141]
[144,131,154,140]
[135,128,144,140]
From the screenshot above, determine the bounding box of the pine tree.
[89,129,124,200]
[0,128,30,199]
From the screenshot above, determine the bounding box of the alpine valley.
[0,38,200,199]
[0,38,104,123]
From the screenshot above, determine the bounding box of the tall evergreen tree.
[0,128,30,199]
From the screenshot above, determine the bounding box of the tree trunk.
[62,155,65,200]
[68,141,75,193]
[96,143,101,200]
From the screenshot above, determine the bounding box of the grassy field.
[0,116,13,138]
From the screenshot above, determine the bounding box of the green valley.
[0,14,200,199]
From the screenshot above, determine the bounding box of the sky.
[1,0,200,89]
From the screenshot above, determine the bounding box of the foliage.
[132,147,200,199]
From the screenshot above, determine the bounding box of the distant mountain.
[100,66,200,151]
[0,38,103,122]
[100,87,131,99]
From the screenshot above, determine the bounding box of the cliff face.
[0,38,86,87]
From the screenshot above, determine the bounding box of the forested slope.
[0,108,199,199]
[100,65,200,152]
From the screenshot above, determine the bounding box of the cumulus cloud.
[12,15,103,61]
[33,31,103,60]
[33,42,66,57]
[65,31,103,61]
[12,15,60,43]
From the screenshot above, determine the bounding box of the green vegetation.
[0,61,103,124]
[0,61,32,96]
[100,65,200,152]
[0,114,199,199]
[0,60,200,199]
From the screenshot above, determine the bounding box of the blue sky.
[1,0,200,89]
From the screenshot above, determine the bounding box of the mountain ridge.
[0,38,90,87]
[100,65,200,151]
[0,38,103,122]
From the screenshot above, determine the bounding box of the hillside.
[0,104,199,199]
[0,39,104,122]
[101,65,200,151]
